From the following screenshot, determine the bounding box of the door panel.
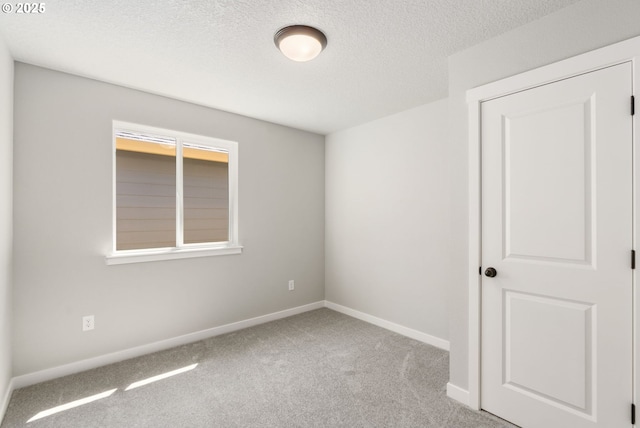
[504,291,593,412]
[481,63,632,428]
[505,98,592,264]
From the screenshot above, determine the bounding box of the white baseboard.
[10,301,451,392]
[324,301,450,351]
[0,378,14,425]
[12,301,325,389]
[447,382,470,406]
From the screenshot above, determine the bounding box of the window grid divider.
[176,139,184,247]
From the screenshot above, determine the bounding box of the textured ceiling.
[0,0,583,134]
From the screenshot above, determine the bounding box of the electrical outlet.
[288,280,295,291]
[82,315,95,332]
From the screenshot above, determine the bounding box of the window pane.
[116,137,176,250]
[183,144,229,244]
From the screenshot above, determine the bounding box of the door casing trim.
[466,35,640,411]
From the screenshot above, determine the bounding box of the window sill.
[105,245,243,265]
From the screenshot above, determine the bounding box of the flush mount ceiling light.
[274,25,327,62]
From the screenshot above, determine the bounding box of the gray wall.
[0,34,13,409]
[12,63,325,376]
[325,99,450,342]
[447,0,640,390]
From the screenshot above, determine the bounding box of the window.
[106,121,241,264]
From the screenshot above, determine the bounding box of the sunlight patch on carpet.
[27,388,118,423]
[125,363,198,391]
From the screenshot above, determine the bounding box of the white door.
[481,62,633,427]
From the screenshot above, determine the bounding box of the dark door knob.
[485,267,497,278]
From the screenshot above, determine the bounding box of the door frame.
[467,36,640,412]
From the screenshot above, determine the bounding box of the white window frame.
[106,121,241,265]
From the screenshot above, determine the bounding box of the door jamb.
[466,36,640,411]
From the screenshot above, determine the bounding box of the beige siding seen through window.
[115,138,230,251]
[184,156,229,244]
[116,149,177,250]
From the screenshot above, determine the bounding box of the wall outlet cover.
[82,315,95,331]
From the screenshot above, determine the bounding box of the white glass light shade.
[274,25,327,62]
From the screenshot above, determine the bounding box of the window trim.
[106,121,241,265]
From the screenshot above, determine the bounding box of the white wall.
[0,33,13,415]
[447,0,640,391]
[12,64,325,376]
[325,98,450,343]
